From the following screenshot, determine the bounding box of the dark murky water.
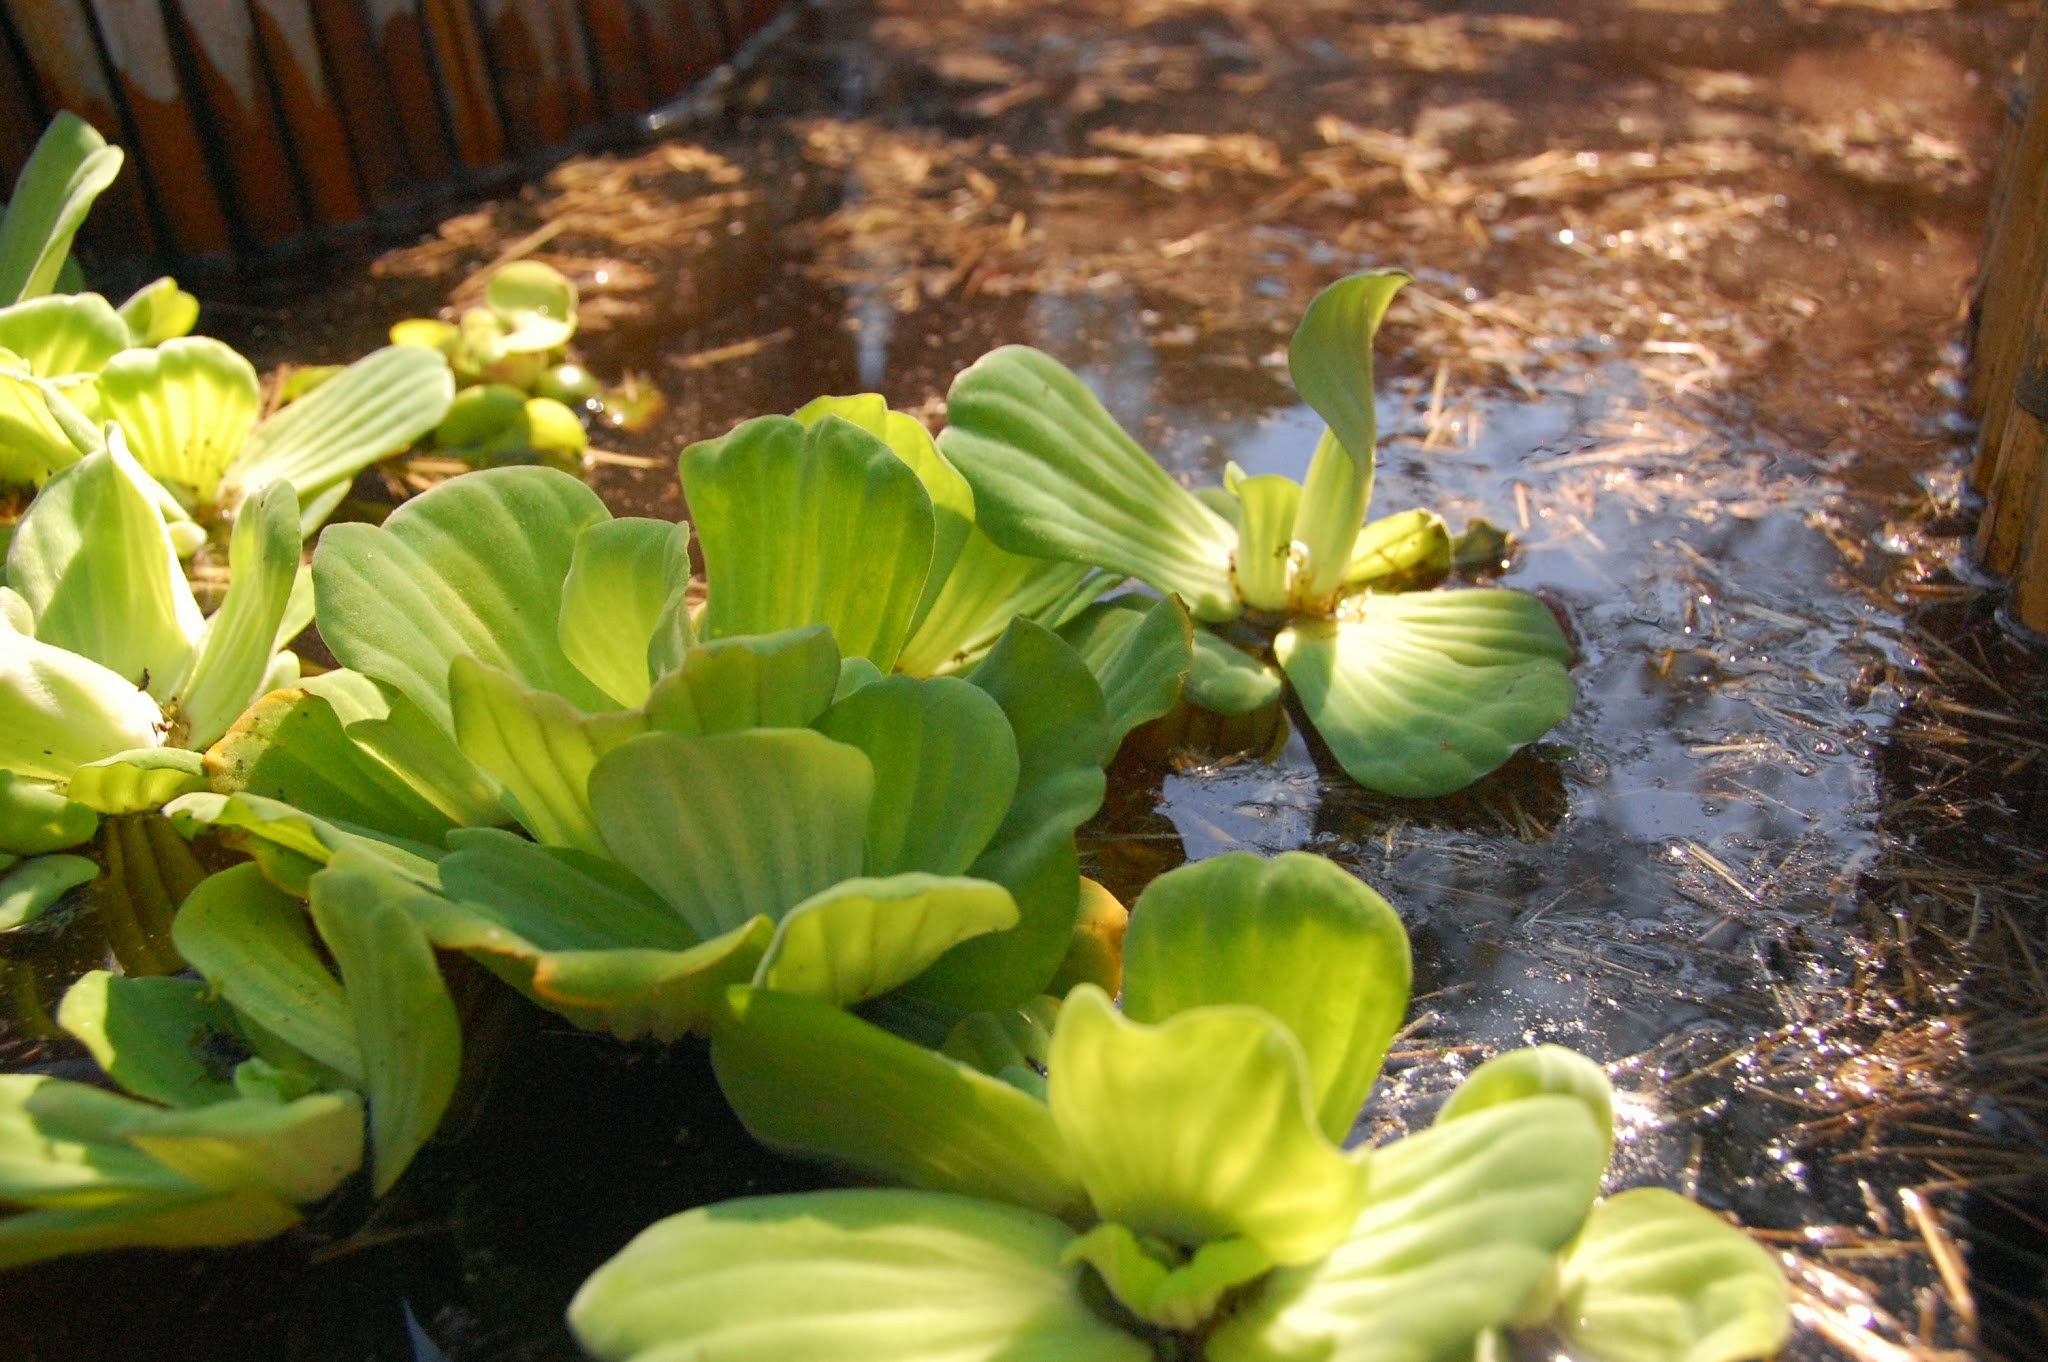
[8,0,2046,1357]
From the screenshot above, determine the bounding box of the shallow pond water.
[5,0,2046,1358]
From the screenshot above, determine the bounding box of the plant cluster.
[0,114,1787,1362]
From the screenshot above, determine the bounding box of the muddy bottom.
[10,0,2046,1358]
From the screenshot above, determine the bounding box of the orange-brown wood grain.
[420,0,507,169]
[250,0,362,226]
[163,0,306,244]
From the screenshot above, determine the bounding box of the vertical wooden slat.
[305,0,413,202]
[250,0,363,226]
[162,0,307,245]
[476,0,599,154]
[0,11,49,193]
[351,0,458,184]
[671,0,728,77]
[1973,6,2048,581]
[581,0,653,118]
[419,0,507,169]
[627,0,693,99]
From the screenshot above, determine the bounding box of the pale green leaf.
[1120,852,1411,1143]
[0,113,124,303]
[65,747,205,814]
[1233,473,1302,612]
[559,517,688,706]
[528,924,776,1042]
[1437,1045,1614,1164]
[119,1088,362,1205]
[230,345,455,518]
[641,625,842,736]
[439,827,689,950]
[175,480,301,747]
[7,444,202,699]
[1186,628,1285,716]
[205,689,458,844]
[588,729,872,940]
[94,337,260,502]
[1287,270,1410,600]
[450,655,642,853]
[684,414,935,670]
[1344,510,1450,591]
[1553,1189,1790,1362]
[0,294,129,377]
[941,346,1241,621]
[896,521,1100,677]
[162,791,441,898]
[486,261,577,352]
[0,363,92,484]
[116,276,201,346]
[0,627,163,781]
[1063,1223,1273,1331]
[710,987,1087,1217]
[55,972,242,1108]
[757,874,1018,1006]
[0,772,98,854]
[813,674,1018,877]
[939,996,1060,1098]
[298,669,505,828]
[1054,595,1193,749]
[1049,986,1367,1263]
[904,619,1108,1011]
[0,852,97,929]
[171,863,363,1082]
[1209,1097,1608,1362]
[794,395,974,636]
[314,465,616,733]
[306,848,462,1193]
[569,1188,1149,1362]
[1277,592,1573,797]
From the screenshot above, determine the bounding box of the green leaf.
[1050,986,1366,1262]
[756,874,1018,1007]
[528,924,777,1042]
[306,848,462,1194]
[1553,1189,1790,1362]
[0,623,165,781]
[1232,473,1302,612]
[1063,1223,1273,1331]
[298,670,505,828]
[794,395,974,637]
[1287,270,1410,601]
[1054,596,1193,749]
[314,465,616,734]
[1276,592,1573,797]
[1209,1097,1609,1362]
[814,674,1018,877]
[896,522,1099,678]
[0,852,97,929]
[230,345,455,524]
[941,346,1241,621]
[205,689,458,844]
[163,791,441,897]
[569,1188,1150,1362]
[1437,1045,1614,1164]
[94,337,260,502]
[0,113,125,304]
[449,655,640,853]
[66,748,205,814]
[486,261,578,352]
[640,625,843,736]
[710,987,1087,1216]
[905,619,1108,1010]
[8,444,202,700]
[439,827,689,951]
[55,972,243,1108]
[0,773,97,854]
[1344,510,1450,591]
[940,995,1060,1098]
[589,729,872,940]
[175,480,301,748]
[171,864,363,1082]
[684,414,935,670]
[0,362,93,484]
[0,294,129,376]
[116,277,201,347]
[1186,629,1285,716]
[559,517,689,706]
[1120,852,1410,1143]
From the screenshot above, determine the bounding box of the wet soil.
[10,0,2047,1358]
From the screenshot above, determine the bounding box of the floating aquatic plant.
[941,269,1574,797]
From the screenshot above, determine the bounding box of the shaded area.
[14,0,2038,1358]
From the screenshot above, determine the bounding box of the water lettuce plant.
[940,269,1574,797]
[574,852,1789,1362]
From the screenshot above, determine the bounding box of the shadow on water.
[19,0,2044,1357]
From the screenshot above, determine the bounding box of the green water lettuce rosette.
[572,852,1788,1362]
[939,269,1574,797]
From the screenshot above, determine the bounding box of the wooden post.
[249,0,363,229]
[579,0,654,118]
[305,0,419,204]
[419,0,508,170]
[1975,3,2048,634]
